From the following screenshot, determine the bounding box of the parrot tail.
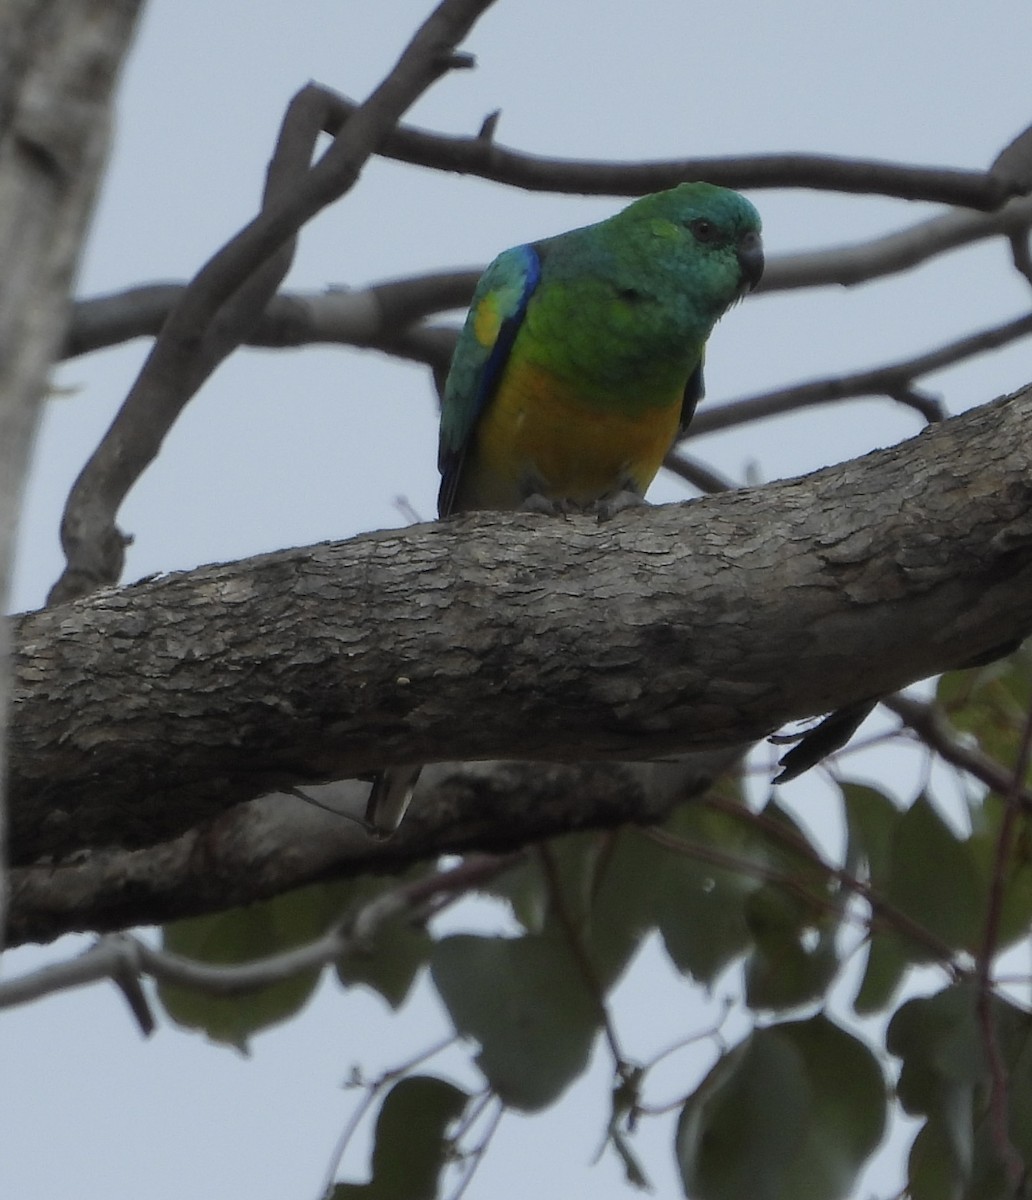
[364,765,422,836]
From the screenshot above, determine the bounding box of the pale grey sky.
[3,2,1032,1197]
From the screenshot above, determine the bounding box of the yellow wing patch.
[472,293,505,349]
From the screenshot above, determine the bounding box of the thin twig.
[883,695,1032,814]
[536,843,627,1069]
[975,701,1032,1187]
[318,1031,460,1198]
[449,1098,504,1200]
[0,853,520,1012]
[319,1079,382,1200]
[761,195,1032,292]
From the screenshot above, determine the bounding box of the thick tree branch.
[8,756,725,944]
[9,386,1032,898]
[320,96,1030,209]
[48,0,497,607]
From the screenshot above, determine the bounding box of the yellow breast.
[452,357,683,512]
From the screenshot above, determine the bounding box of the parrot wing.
[679,356,705,435]
[437,243,541,517]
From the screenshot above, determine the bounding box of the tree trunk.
[0,0,143,939]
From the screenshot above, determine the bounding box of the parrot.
[364,182,764,832]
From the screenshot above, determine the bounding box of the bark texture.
[10,384,1032,881]
[0,0,143,940]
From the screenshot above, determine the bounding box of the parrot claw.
[592,489,647,522]
[517,489,647,521]
[519,492,575,516]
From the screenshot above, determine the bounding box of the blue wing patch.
[437,244,541,517]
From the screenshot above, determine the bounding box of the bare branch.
[1008,230,1032,288]
[320,95,1029,210]
[883,694,1032,810]
[688,312,1032,438]
[760,194,1032,291]
[59,193,1032,383]
[62,275,474,369]
[48,0,498,606]
[0,853,517,1011]
[661,452,736,495]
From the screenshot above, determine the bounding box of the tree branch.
[61,276,473,372]
[686,312,1032,438]
[59,194,1032,368]
[319,96,1030,210]
[760,194,1032,291]
[48,0,497,607]
[8,386,1032,936]
[8,753,736,946]
[0,853,517,1010]
[883,694,1032,809]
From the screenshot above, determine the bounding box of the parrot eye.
[689,218,719,244]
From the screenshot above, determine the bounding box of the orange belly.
[454,357,683,512]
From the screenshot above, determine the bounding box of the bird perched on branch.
[365,182,764,832]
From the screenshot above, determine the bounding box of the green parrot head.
[608,181,764,312]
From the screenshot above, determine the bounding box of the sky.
[3,1,1032,1197]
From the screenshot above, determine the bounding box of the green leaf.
[335,872,433,1009]
[431,932,600,1111]
[885,794,983,957]
[743,799,843,1011]
[844,786,989,1010]
[657,791,847,1001]
[852,931,910,1016]
[489,827,670,989]
[841,781,900,882]
[677,1015,886,1200]
[743,883,840,1011]
[570,827,671,989]
[888,983,1032,1200]
[331,1075,468,1200]
[967,792,1032,952]
[937,643,1032,768]
[841,781,911,1013]
[159,881,352,1048]
[654,794,764,985]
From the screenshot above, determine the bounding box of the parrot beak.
[736,230,764,293]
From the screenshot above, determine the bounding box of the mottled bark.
[0,0,143,940]
[10,385,1032,890]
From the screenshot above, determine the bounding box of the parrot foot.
[519,492,576,516]
[592,489,647,522]
[517,490,647,521]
